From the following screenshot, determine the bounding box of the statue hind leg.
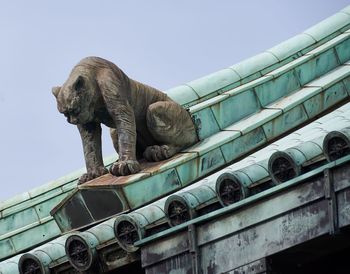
[144,101,198,162]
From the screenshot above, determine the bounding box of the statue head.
[52,74,97,125]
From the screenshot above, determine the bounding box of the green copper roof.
[28,101,350,274]
[97,103,350,252]
[0,155,118,261]
[1,4,350,267]
[53,30,350,232]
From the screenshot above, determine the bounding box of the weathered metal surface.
[187,68,240,99]
[167,115,350,225]
[268,151,301,184]
[50,260,78,274]
[164,185,218,227]
[51,176,130,232]
[0,192,71,260]
[197,176,327,247]
[305,62,350,90]
[65,218,115,271]
[20,102,349,273]
[255,69,301,107]
[210,89,260,129]
[216,172,251,206]
[268,138,325,184]
[51,56,350,233]
[199,200,329,273]
[230,52,278,81]
[304,81,349,119]
[176,147,225,185]
[18,234,72,274]
[165,85,199,107]
[0,155,118,261]
[221,127,267,163]
[303,11,350,42]
[185,131,240,156]
[267,33,315,61]
[113,198,167,252]
[123,168,181,208]
[297,48,339,86]
[262,104,309,141]
[146,253,192,274]
[141,231,189,268]
[0,254,21,274]
[139,156,350,274]
[191,107,221,140]
[96,240,140,273]
[323,127,350,161]
[332,161,350,229]
[335,35,350,64]
[225,108,282,135]
[337,188,350,228]
[226,258,268,274]
[2,5,350,267]
[51,233,140,273]
[267,86,322,113]
[136,105,350,238]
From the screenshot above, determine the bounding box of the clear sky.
[0,0,348,201]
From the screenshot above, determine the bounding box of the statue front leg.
[109,104,141,176]
[98,70,141,176]
[78,123,108,184]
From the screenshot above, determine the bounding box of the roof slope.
[12,100,350,274]
[1,4,350,268]
[51,11,350,233]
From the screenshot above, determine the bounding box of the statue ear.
[73,76,86,92]
[52,86,61,98]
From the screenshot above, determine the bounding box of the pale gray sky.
[0,0,348,201]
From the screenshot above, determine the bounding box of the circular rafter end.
[65,235,95,272]
[323,130,350,162]
[114,216,143,253]
[18,254,45,274]
[165,195,196,227]
[216,173,248,207]
[268,151,301,185]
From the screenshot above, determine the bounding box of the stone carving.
[53,57,198,184]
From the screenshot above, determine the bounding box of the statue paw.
[143,145,173,162]
[78,167,108,184]
[110,160,141,176]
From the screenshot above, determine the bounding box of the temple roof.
[1,4,350,274]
